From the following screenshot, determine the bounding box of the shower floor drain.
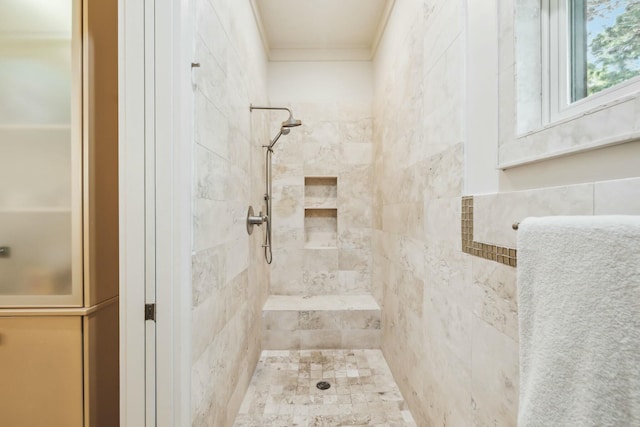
[316,381,331,390]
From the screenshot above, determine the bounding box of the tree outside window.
[571,0,640,101]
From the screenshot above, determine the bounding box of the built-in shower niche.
[304,177,337,248]
[304,209,337,248]
[304,177,337,208]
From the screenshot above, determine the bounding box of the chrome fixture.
[246,206,268,235]
[247,105,303,264]
[250,104,302,150]
[250,105,302,128]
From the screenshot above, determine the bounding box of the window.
[544,0,640,122]
[503,0,640,167]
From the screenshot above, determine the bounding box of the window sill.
[498,130,640,170]
[500,94,640,169]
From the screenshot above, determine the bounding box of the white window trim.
[543,0,640,124]
[499,0,640,169]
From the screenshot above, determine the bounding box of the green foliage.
[587,0,629,20]
[587,0,640,95]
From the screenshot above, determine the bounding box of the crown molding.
[249,0,396,62]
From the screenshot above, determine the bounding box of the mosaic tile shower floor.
[233,349,417,427]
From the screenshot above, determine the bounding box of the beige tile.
[594,177,640,215]
[473,184,595,248]
[341,330,381,349]
[264,294,380,311]
[298,311,341,330]
[299,330,342,349]
[471,257,519,341]
[262,330,300,350]
[471,319,519,427]
[233,350,416,426]
[262,310,298,331]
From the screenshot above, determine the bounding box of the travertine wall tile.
[263,310,298,331]
[594,177,640,215]
[337,271,371,294]
[263,330,301,350]
[373,1,515,425]
[473,184,595,248]
[341,330,382,349]
[270,103,374,297]
[424,196,461,248]
[471,320,519,427]
[191,0,269,425]
[262,295,382,350]
[338,248,371,272]
[270,248,303,295]
[471,257,518,341]
[299,330,342,349]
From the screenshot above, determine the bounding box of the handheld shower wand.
[246,105,302,264]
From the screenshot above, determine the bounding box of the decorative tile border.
[461,196,517,267]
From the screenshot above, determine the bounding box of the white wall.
[269,61,372,104]
[464,0,499,194]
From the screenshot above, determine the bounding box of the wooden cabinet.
[0,0,119,425]
[0,306,119,426]
[0,317,83,427]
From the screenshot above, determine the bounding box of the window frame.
[542,0,640,124]
[499,0,640,169]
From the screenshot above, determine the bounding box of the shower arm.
[249,105,294,120]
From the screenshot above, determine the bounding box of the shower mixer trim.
[246,206,268,235]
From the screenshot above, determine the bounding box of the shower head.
[282,116,302,128]
[249,104,303,150]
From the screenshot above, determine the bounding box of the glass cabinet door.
[0,0,82,306]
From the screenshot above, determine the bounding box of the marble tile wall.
[270,102,374,296]
[374,0,640,425]
[373,0,519,425]
[187,1,640,425]
[191,0,270,426]
[470,176,640,342]
[262,295,382,350]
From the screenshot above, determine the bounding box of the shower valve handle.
[248,212,268,225]
[246,205,268,235]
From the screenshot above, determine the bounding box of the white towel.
[517,216,640,427]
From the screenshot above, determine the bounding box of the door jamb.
[119,0,192,425]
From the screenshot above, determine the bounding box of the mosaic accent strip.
[462,196,517,267]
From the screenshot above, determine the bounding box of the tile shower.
[263,102,379,351]
[191,0,640,426]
